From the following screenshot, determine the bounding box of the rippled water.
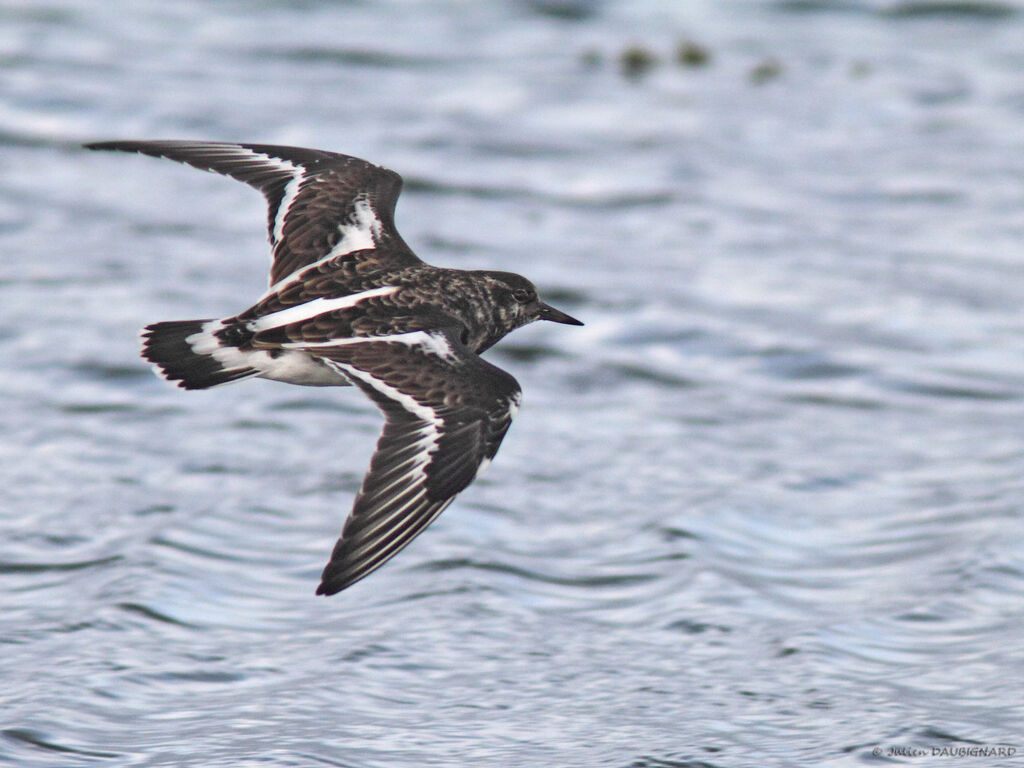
[2,0,1024,765]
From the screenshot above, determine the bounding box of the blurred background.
[2,0,1023,765]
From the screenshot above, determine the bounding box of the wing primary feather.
[318,498,454,595]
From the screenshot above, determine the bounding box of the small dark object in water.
[750,57,783,85]
[676,40,711,68]
[620,45,658,78]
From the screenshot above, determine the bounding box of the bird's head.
[478,271,583,346]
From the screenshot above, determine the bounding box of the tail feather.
[141,319,257,390]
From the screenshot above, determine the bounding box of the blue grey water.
[2,0,1023,765]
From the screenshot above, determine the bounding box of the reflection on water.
[1,0,1023,766]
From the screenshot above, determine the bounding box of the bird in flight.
[86,140,583,596]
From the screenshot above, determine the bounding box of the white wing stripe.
[248,286,399,331]
[327,195,382,258]
[320,358,442,428]
[271,164,305,245]
[264,194,385,294]
[291,330,456,360]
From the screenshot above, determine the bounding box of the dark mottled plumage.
[86,140,582,596]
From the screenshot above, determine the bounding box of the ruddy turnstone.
[86,140,583,596]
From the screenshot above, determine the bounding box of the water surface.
[2,1,1023,765]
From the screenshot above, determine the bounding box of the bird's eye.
[511,288,533,303]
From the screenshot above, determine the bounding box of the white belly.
[254,349,353,386]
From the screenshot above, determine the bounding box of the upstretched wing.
[84,140,419,286]
[302,329,521,596]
